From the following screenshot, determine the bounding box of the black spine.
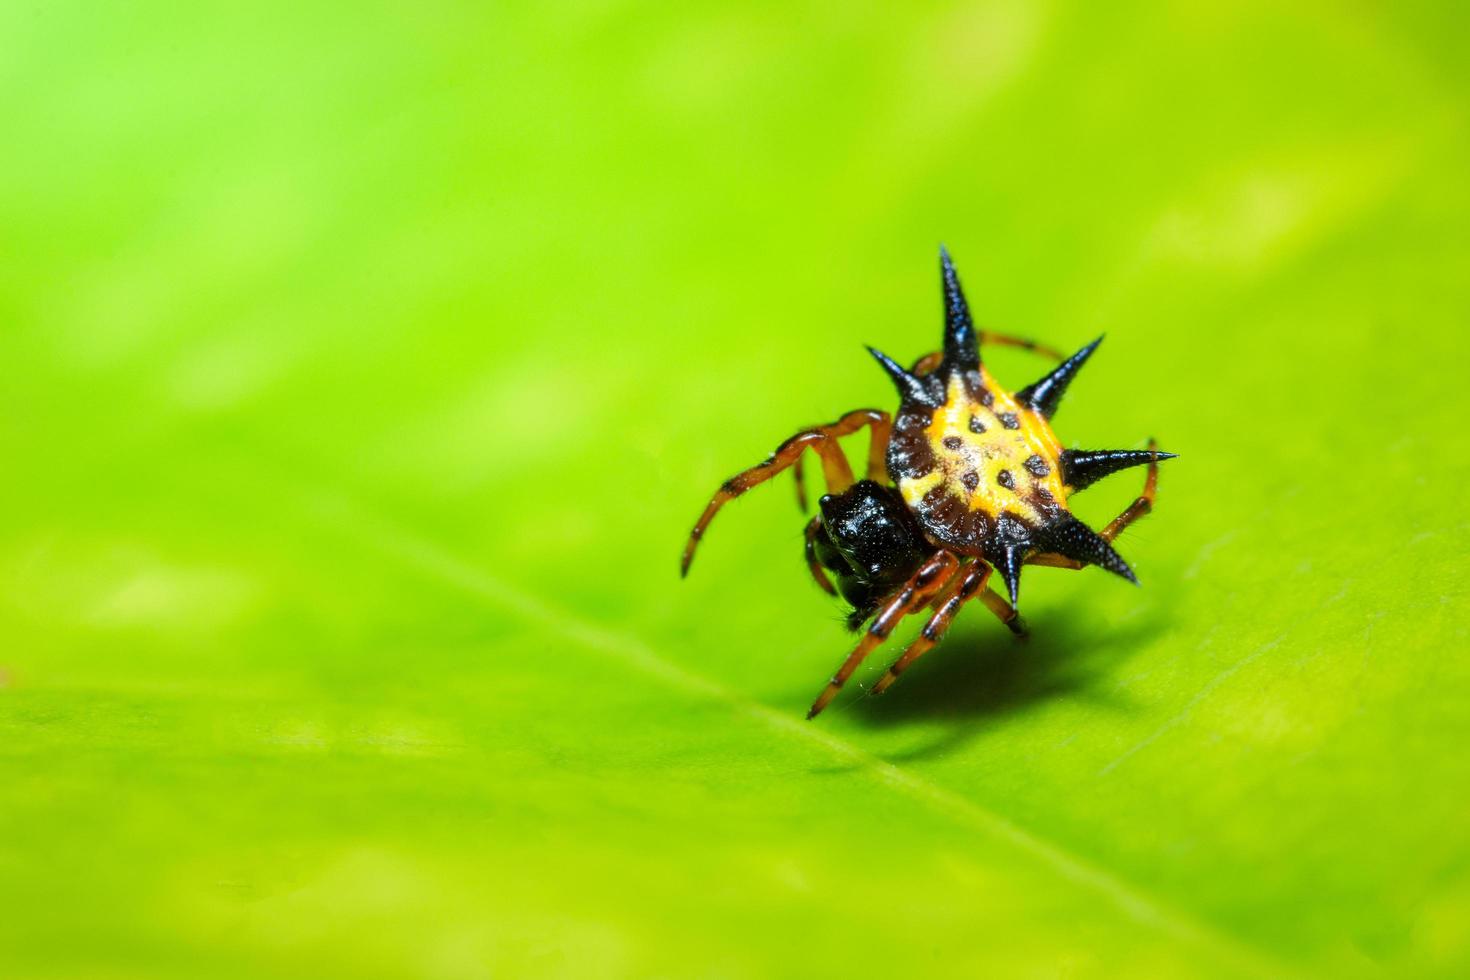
[1017,336,1103,419]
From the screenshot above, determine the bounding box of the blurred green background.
[2,2,1468,977]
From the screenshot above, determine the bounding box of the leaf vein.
[305,486,1298,978]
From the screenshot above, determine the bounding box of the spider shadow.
[816,606,1168,764]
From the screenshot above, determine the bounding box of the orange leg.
[793,455,817,511]
[792,409,891,512]
[1028,440,1165,570]
[920,568,1025,628]
[926,567,966,610]
[979,586,1028,637]
[802,514,837,596]
[910,332,1066,377]
[682,409,890,575]
[870,562,992,695]
[1098,438,1164,542]
[806,550,960,719]
[910,352,944,377]
[979,331,1066,361]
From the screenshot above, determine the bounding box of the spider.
[681,248,1176,720]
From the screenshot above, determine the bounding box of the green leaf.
[2,3,1468,977]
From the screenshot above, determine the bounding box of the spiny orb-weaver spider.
[682,248,1176,720]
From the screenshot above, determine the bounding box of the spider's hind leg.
[1029,439,1168,571]
[980,586,1028,638]
[1097,438,1165,543]
[909,332,1066,377]
[977,331,1067,362]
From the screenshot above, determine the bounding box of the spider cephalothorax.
[682,248,1175,719]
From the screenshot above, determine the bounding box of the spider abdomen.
[887,368,1067,557]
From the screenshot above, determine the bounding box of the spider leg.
[909,547,1020,626]
[802,514,837,596]
[978,331,1067,361]
[910,333,1066,377]
[979,586,1028,638]
[870,561,992,696]
[1097,437,1164,543]
[860,410,892,482]
[910,352,945,376]
[1029,439,1166,570]
[681,409,892,576]
[926,570,964,610]
[791,408,892,512]
[806,550,960,719]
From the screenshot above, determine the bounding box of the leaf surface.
[2,3,1468,977]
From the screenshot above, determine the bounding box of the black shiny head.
[810,480,936,629]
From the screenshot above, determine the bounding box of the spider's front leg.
[790,409,891,512]
[869,561,1029,698]
[802,514,837,597]
[682,409,891,575]
[871,561,992,695]
[806,550,961,719]
[924,568,1026,637]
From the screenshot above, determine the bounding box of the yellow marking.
[901,470,944,503]
[899,369,1069,524]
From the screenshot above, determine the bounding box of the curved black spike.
[867,346,941,407]
[1040,515,1137,585]
[939,246,979,373]
[996,547,1024,608]
[1061,449,1178,493]
[1017,335,1103,419]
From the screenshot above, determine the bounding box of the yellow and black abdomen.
[886,364,1067,554]
[870,319,1144,606]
